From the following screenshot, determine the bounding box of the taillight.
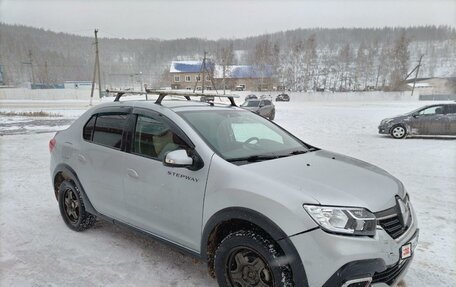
[49,137,56,152]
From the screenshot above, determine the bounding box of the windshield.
[178,110,311,163]
[241,100,260,107]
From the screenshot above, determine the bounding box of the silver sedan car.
[379,103,456,139]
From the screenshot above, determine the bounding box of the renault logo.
[397,198,410,226]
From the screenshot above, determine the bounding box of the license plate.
[401,243,412,259]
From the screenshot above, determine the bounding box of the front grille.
[378,215,408,239]
[376,195,412,239]
[372,259,411,285]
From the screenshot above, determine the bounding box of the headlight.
[381,118,393,125]
[304,205,377,236]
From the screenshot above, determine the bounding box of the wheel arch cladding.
[53,163,97,215]
[201,207,309,287]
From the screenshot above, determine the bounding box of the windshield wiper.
[227,154,280,163]
[279,148,316,158]
[227,148,317,163]
[289,150,308,155]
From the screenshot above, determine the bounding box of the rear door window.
[445,105,456,114]
[92,114,128,149]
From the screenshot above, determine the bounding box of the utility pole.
[28,50,35,84]
[202,51,207,93]
[44,61,50,85]
[410,54,424,98]
[193,51,207,93]
[193,51,218,95]
[21,50,35,86]
[90,29,101,106]
[222,58,226,95]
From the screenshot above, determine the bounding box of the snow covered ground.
[1,99,455,286]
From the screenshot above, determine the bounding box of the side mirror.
[163,149,193,168]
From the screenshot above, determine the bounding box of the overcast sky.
[0,0,455,40]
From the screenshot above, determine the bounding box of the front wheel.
[214,230,293,287]
[390,124,407,139]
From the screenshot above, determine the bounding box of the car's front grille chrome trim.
[375,197,413,241]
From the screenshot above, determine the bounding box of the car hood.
[241,150,404,212]
[382,114,410,123]
[241,106,260,112]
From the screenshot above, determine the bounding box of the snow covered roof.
[407,82,431,88]
[213,65,274,79]
[170,61,214,73]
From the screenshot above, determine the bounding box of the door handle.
[77,154,87,163]
[127,168,139,179]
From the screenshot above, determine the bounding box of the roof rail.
[105,89,239,106]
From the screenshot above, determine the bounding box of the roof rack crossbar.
[106,89,238,106]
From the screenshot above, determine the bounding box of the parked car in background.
[276,93,290,102]
[245,94,258,101]
[235,84,245,91]
[378,103,456,139]
[240,98,275,120]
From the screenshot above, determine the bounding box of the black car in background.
[276,93,290,102]
[378,103,456,138]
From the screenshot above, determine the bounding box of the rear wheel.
[390,124,407,139]
[214,230,293,287]
[58,180,96,231]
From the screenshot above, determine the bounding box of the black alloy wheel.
[63,188,80,224]
[226,247,273,287]
[214,231,293,287]
[58,179,96,231]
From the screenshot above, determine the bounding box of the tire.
[214,230,293,287]
[58,180,96,231]
[269,110,275,121]
[390,124,407,139]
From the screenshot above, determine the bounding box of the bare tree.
[389,30,410,90]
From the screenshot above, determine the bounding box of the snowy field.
[1,98,455,287]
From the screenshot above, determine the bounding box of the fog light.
[342,277,372,287]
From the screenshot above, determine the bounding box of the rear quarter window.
[83,115,96,141]
[91,114,128,149]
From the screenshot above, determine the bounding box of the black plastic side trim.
[53,164,98,215]
[201,207,309,287]
[323,258,386,287]
[100,214,202,260]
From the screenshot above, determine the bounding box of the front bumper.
[378,125,390,134]
[290,220,418,286]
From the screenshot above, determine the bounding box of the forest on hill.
[0,23,455,91]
